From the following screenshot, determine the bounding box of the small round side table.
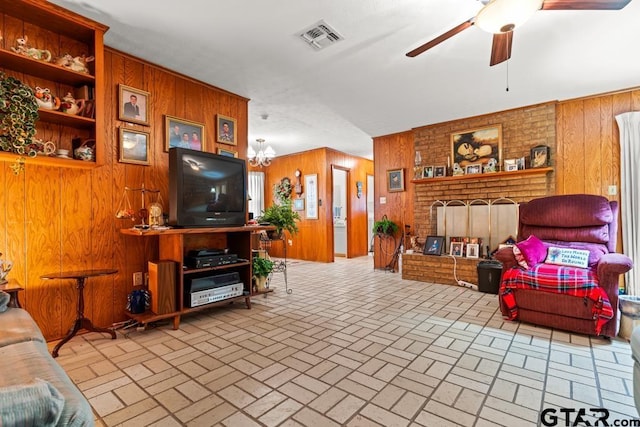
[41,269,118,358]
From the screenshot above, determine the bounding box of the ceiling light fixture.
[247,138,275,167]
[475,0,543,34]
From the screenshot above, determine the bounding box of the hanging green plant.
[0,71,39,155]
[373,215,399,236]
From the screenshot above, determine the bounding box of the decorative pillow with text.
[513,235,547,270]
[545,247,590,269]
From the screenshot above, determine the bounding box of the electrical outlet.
[133,272,143,287]
[608,185,617,196]
[144,272,149,286]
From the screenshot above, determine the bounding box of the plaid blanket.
[500,263,613,334]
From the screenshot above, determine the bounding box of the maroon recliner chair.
[494,194,633,338]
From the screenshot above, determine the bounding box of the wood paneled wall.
[254,147,373,263]
[372,131,415,269]
[556,88,640,197]
[0,48,249,340]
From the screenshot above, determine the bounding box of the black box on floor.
[477,260,502,294]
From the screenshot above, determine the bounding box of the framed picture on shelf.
[530,145,550,168]
[119,128,150,165]
[504,159,518,172]
[450,241,464,257]
[423,236,444,256]
[118,84,150,126]
[165,115,205,152]
[422,165,434,178]
[465,163,482,175]
[217,148,238,158]
[466,243,480,259]
[387,168,405,192]
[216,114,237,145]
[451,125,502,170]
[517,156,526,170]
[434,166,446,177]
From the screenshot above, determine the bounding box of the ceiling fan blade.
[541,0,631,10]
[406,18,474,57]
[489,31,513,66]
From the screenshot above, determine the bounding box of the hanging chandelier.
[247,138,275,167]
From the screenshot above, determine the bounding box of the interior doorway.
[332,166,349,257]
[367,174,374,253]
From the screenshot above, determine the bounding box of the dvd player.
[185,253,238,269]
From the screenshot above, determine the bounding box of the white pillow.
[545,247,590,268]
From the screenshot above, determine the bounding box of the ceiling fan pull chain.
[506,60,509,92]
[505,34,510,92]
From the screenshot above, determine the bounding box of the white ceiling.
[49,0,640,160]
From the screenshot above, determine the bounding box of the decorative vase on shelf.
[414,151,422,179]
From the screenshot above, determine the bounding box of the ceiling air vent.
[298,20,344,50]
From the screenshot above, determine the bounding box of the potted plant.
[373,215,399,236]
[0,71,39,155]
[259,200,301,238]
[253,256,275,292]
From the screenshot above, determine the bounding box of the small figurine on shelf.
[452,162,465,176]
[483,158,498,173]
[34,87,61,111]
[54,53,95,74]
[11,36,52,62]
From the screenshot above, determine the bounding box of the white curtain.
[248,171,265,220]
[616,112,640,295]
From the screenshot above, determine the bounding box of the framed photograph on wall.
[165,115,205,152]
[305,174,318,219]
[217,148,238,158]
[451,124,502,170]
[216,114,237,145]
[119,128,150,165]
[118,84,150,126]
[387,168,405,192]
[423,236,444,256]
[293,198,305,211]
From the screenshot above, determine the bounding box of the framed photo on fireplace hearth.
[423,236,444,256]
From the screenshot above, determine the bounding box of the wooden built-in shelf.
[411,167,553,184]
[38,109,96,128]
[0,151,96,169]
[0,49,95,86]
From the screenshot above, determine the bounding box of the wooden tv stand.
[120,225,271,329]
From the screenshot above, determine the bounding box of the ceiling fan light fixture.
[475,0,543,34]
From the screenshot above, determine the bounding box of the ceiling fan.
[406,0,632,66]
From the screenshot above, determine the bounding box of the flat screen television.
[169,147,247,227]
